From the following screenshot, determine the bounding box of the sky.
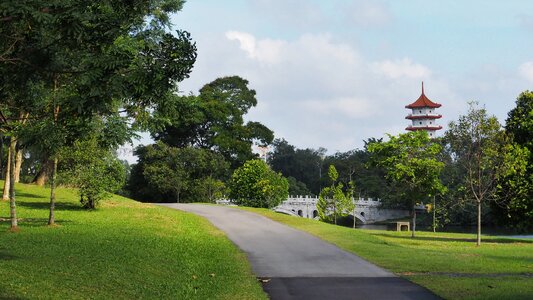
[120,0,533,162]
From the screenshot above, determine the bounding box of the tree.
[59,138,126,209]
[150,76,274,168]
[317,165,354,225]
[129,142,229,203]
[268,138,326,195]
[1,0,197,225]
[368,131,445,238]
[495,91,533,231]
[229,159,288,208]
[444,102,527,245]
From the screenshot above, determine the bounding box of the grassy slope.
[239,207,533,300]
[0,182,266,300]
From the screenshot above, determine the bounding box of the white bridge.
[274,196,410,224]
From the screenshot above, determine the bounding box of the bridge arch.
[274,208,298,217]
[349,212,367,224]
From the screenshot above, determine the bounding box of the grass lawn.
[0,182,266,299]
[239,207,533,300]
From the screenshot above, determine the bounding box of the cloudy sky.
[121,0,533,161]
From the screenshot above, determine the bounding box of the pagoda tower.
[405,82,442,137]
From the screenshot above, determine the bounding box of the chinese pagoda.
[405,82,442,137]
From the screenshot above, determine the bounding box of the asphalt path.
[158,203,440,300]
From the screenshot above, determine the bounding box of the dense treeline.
[266,93,533,233]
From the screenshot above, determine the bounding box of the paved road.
[158,203,440,300]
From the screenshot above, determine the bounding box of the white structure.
[273,196,410,224]
[405,82,442,138]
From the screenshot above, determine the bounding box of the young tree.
[368,131,445,238]
[229,159,288,208]
[59,138,126,209]
[445,102,528,245]
[317,165,354,225]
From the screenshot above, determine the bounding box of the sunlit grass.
[0,182,266,299]
[239,206,533,300]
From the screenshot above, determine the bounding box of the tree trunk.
[2,142,12,201]
[477,201,481,246]
[32,160,51,186]
[353,205,356,229]
[9,138,17,229]
[48,157,58,225]
[411,207,416,238]
[14,148,23,183]
[0,135,4,179]
[432,196,436,233]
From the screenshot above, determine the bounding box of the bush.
[229,159,288,208]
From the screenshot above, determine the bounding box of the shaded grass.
[238,206,533,299]
[0,182,266,299]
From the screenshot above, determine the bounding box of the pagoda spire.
[421,81,424,95]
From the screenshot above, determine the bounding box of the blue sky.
[121,0,533,161]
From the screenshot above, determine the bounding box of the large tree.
[1,0,197,226]
[368,131,445,238]
[495,91,533,231]
[150,76,274,168]
[444,102,528,245]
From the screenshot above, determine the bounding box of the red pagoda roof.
[405,82,442,109]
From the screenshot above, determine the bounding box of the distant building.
[405,82,442,138]
[257,146,269,162]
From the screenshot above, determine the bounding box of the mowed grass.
[0,182,266,300]
[239,207,533,300]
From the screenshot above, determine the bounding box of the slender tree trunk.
[333,202,337,225]
[9,138,17,229]
[48,157,58,225]
[2,141,12,201]
[432,196,436,233]
[411,207,416,238]
[0,135,4,178]
[14,148,23,183]
[477,200,481,246]
[353,204,356,229]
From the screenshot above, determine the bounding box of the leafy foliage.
[317,165,354,224]
[368,131,445,237]
[59,138,125,209]
[150,76,274,168]
[229,159,288,208]
[129,142,229,203]
[444,102,528,244]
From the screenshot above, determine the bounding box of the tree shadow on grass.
[17,201,84,211]
[0,217,74,228]
[16,192,46,199]
[371,232,533,244]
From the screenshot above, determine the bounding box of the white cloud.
[371,58,432,79]
[519,61,533,82]
[179,31,451,153]
[303,97,376,119]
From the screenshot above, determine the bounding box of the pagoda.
[405,82,442,138]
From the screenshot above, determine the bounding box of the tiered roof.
[405,82,442,109]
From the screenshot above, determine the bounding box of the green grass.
[238,206,533,300]
[0,182,266,300]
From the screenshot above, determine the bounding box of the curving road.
[158,203,439,300]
